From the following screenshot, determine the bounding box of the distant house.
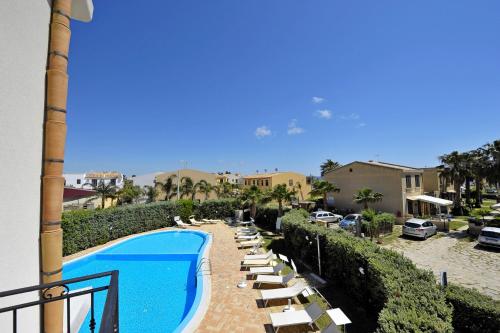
[155,168,218,201]
[64,171,124,189]
[423,166,456,201]
[324,161,452,220]
[215,172,243,186]
[242,171,311,200]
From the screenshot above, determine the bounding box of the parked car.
[309,211,343,224]
[485,188,498,194]
[402,218,437,240]
[478,227,500,248]
[339,214,362,230]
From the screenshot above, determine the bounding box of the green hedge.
[282,209,453,333]
[254,205,290,229]
[62,199,240,256]
[445,284,500,333]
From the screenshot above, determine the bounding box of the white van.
[478,227,500,248]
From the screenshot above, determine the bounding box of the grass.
[449,220,468,230]
[378,225,402,245]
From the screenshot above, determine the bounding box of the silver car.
[309,211,343,224]
[403,218,437,240]
[478,227,500,248]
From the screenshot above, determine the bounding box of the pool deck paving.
[194,222,316,333]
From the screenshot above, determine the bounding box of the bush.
[282,210,453,333]
[196,199,239,220]
[254,205,290,229]
[62,199,239,256]
[445,284,500,333]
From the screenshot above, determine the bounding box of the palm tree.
[241,185,268,218]
[179,176,195,199]
[143,185,156,203]
[196,180,213,200]
[116,180,142,205]
[469,148,489,208]
[484,140,500,191]
[214,182,233,198]
[440,151,468,214]
[353,187,383,210]
[156,175,177,201]
[310,180,340,210]
[93,182,117,208]
[270,184,296,217]
[294,181,304,201]
[320,159,341,176]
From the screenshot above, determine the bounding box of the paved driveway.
[384,228,500,300]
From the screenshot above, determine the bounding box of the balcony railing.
[0,270,119,333]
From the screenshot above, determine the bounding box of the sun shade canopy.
[407,195,453,206]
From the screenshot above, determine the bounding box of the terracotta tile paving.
[195,223,316,333]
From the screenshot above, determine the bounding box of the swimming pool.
[63,230,212,333]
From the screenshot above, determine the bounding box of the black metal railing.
[0,270,119,333]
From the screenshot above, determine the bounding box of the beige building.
[242,171,311,200]
[423,167,456,201]
[324,161,452,220]
[155,169,218,201]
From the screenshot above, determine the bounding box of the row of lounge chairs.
[238,246,348,333]
[173,215,223,228]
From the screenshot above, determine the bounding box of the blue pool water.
[63,230,209,333]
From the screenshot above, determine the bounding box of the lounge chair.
[237,237,263,249]
[235,233,260,242]
[260,281,307,307]
[173,216,189,228]
[269,302,323,333]
[278,254,289,263]
[241,255,275,268]
[202,218,221,224]
[249,263,284,277]
[244,249,273,261]
[189,216,204,226]
[255,271,294,288]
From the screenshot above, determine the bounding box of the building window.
[265,179,269,186]
[289,179,293,186]
[76,179,81,184]
[110,179,116,186]
[92,179,98,187]
[405,175,411,188]
[253,180,256,185]
[415,175,420,188]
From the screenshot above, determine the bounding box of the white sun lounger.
[255,272,294,288]
[241,255,275,268]
[235,233,260,242]
[244,249,273,261]
[189,216,204,226]
[201,218,221,224]
[249,263,284,277]
[238,237,263,249]
[260,281,307,307]
[270,302,323,333]
[174,216,189,228]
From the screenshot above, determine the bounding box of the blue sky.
[66,0,500,176]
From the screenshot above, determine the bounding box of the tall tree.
[143,185,156,203]
[179,176,195,199]
[470,148,489,207]
[440,151,468,214]
[270,184,296,217]
[320,159,342,176]
[93,182,117,209]
[241,185,269,218]
[116,179,141,205]
[196,180,213,200]
[294,181,305,201]
[353,187,383,210]
[156,175,177,201]
[310,180,340,210]
[484,140,500,190]
[214,182,234,198]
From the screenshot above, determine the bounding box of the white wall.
[64,173,87,187]
[0,1,51,331]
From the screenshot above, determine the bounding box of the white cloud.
[312,96,325,104]
[315,109,332,119]
[287,119,304,135]
[356,122,366,128]
[255,126,271,138]
[340,113,360,120]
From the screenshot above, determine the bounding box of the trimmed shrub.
[254,205,295,229]
[62,199,240,256]
[445,284,500,333]
[196,199,239,219]
[282,209,453,333]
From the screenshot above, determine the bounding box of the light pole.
[306,234,322,276]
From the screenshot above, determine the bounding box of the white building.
[0,1,93,332]
[64,171,125,189]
